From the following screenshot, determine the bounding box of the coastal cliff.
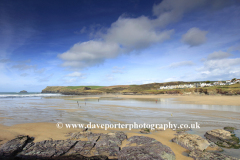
[41,82,240,95]
[41,86,104,95]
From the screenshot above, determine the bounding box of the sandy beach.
[95,94,240,106]
[0,122,192,160]
[0,94,240,159]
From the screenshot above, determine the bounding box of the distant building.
[235,79,240,83]
[200,83,212,87]
[194,83,201,88]
[159,79,237,90]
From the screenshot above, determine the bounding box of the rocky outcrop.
[0,132,177,160]
[118,136,176,160]
[94,132,127,157]
[0,135,33,158]
[204,129,240,149]
[17,139,78,159]
[172,133,210,151]
[189,150,239,160]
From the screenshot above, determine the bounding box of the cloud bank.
[169,61,195,68]
[207,51,232,60]
[58,0,231,69]
[197,51,240,79]
[181,27,208,47]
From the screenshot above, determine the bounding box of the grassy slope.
[41,83,240,95]
[66,86,105,89]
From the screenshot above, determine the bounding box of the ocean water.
[0,92,63,98]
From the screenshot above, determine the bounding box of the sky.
[0,0,240,92]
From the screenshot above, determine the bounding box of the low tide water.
[1,94,240,128]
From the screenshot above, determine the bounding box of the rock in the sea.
[172,133,210,151]
[189,150,239,160]
[17,139,78,159]
[119,136,176,160]
[204,129,240,149]
[0,135,32,158]
[20,90,28,93]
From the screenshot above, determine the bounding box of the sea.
[0,92,64,98]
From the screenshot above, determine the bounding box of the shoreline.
[68,94,240,106]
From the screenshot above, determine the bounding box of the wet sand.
[55,109,85,112]
[96,94,240,106]
[0,122,192,160]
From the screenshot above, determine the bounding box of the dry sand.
[0,122,192,160]
[97,94,240,106]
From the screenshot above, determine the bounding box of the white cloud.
[169,61,195,68]
[152,0,206,27]
[160,61,195,69]
[112,66,125,74]
[196,51,240,79]
[199,58,240,71]
[58,41,120,68]
[152,0,231,27]
[104,16,174,49]
[228,44,240,52]
[181,27,208,46]
[10,60,33,70]
[58,0,229,69]
[66,72,82,77]
[207,51,232,60]
[10,61,45,75]
[58,19,174,69]
[74,26,87,34]
[65,78,77,83]
[58,1,180,69]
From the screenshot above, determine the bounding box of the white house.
[160,84,196,90]
[234,79,240,83]
[159,79,238,90]
[200,83,212,87]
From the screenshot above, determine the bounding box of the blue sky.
[0,0,240,92]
